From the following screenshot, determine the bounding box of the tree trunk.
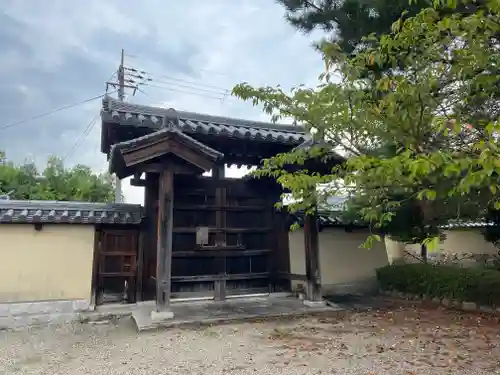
[420,243,428,263]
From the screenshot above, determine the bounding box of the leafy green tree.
[235,0,500,250]
[277,0,431,54]
[0,152,116,202]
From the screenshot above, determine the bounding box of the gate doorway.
[171,174,277,300]
[143,172,291,302]
[95,228,139,305]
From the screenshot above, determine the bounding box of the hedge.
[376,263,500,306]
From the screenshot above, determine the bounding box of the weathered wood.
[172,227,273,233]
[156,168,174,311]
[213,164,227,301]
[172,249,270,257]
[169,166,280,299]
[135,161,203,175]
[278,272,308,281]
[143,173,158,299]
[136,223,145,301]
[90,228,101,306]
[96,228,139,304]
[175,204,266,211]
[271,208,292,293]
[123,138,215,172]
[172,273,270,282]
[304,211,322,301]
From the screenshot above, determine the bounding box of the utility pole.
[114,49,125,203]
[118,49,125,101]
[105,49,140,204]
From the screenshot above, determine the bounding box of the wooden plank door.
[96,229,138,304]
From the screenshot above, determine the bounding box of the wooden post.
[143,173,158,300]
[135,225,145,302]
[213,164,227,301]
[304,210,322,302]
[156,168,174,312]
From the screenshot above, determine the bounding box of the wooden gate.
[169,173,290,300]
[95,228,139,304]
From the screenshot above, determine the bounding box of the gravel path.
[1,303,499,374]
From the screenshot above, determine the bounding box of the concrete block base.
[151,310,174,321]
[0,299,93,330]
[303,299,327,308]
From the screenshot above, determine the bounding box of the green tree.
[235,0,500,250]
[277,0,431,54]
[0,152,116,202]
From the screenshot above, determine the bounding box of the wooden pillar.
[142,173,158,301]
[213,164,227,301]
[156,168,174,312]
[304,210,322,301]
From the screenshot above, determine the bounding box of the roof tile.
[0,200,143,225]
[101,96,307,145]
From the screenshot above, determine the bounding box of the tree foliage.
[234,0,500,249]
[0,151,116,202]
[277,0,432,54]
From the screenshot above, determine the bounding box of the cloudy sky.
[0,0,324,204]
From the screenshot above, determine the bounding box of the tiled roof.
[111,127,224,161]
[293,138,345,162]
[0,200,143,225]
[101,96,308,145]
[289,197,496,230]
[289,210,366,228]
[440,220,495,229]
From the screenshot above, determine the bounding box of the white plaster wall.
[289,228,389,295]
[405,229,498,255]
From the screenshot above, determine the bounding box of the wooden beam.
[122,137,216,172]
[304,210,322,301]
[140,161,204,175]
[213,163,227,301]
[90,228,101,306]
[142,173,158,300]
[136,224,145,302]
[156,168,174,311]
[130,177,147,187]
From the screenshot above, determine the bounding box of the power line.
[0,93,110,132]
[138,82,229,101]
[63,115,100,162]
[123,65,242,102]
[129,73,229,96]
[124,67,230,93]
[135,87,190,112]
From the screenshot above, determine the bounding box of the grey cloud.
[0,0,324,204]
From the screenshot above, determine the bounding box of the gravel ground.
[1,302,500,375]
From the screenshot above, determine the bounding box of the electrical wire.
[122,65,241,102]
[124,66,230,92]
[63,115,100,162]
[135,87,190,112]
[137,81,230,101]
[130,74,229,96]
[0,92,112,132]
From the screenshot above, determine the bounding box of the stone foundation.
[0,299,93,330]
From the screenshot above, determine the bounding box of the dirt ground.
[1,301,500,375]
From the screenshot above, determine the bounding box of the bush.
[376,263,500,306]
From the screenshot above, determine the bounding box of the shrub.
[376,263,500,306]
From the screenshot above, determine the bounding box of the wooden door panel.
[96,229,139,304]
